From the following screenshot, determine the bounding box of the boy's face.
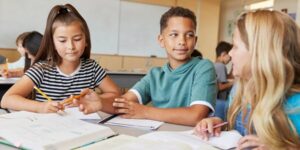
[158,17,197,63]
[220,52,231,64]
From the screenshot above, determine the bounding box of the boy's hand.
[194,117,223,141]
[237,135,268,150]
[113,98,146,119]
[39,101,64,113]
[73,88,102,114]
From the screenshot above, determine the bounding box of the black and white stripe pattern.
[25,59,106,102]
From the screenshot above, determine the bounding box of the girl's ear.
[158,34,165,48]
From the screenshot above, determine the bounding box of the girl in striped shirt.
[1,4,121,113]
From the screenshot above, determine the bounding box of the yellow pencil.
[4,58,8,71]
[33,86,52,102]
[2,58,8,76]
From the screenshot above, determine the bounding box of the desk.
[107,71,146,89]
[99,112,192,137]
[0,111,192,150]
[0,78,19,107]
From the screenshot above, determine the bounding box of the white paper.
[63,107,101,120]
[105,116,163,130]
[78,134,193,150]
[0,111,115,150]
[140,130,242,150]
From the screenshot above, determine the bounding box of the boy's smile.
[158,16,197,69]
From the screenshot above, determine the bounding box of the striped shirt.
[25,59,106,102]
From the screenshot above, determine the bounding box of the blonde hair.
[227,10,300,149]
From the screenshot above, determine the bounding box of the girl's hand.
[194,117,224,141]
[237,135,268,150]
[113,98,146,119]
[62,95,78,107]
[1,68,8,78]
[39,101,64,113]
[73,88,102,114]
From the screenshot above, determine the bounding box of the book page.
[105,116,163,130]
[0,111,115,150]
[63,107,101,120]
[140,130,242,150]
[79,134,193,150]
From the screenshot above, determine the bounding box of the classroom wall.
[273,0,299,25]
[0,0,220,70]
[218,0,265,43]
[0,48,20,62]
[0,47,167,72]
[218,0,300,43]
[197,0,220,60]
[126,0,221,61]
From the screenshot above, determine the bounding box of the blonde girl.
[195,10,300,150]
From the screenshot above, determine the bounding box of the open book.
[0,111,116,150]
[78,130,242,150]
[63,107,101,120]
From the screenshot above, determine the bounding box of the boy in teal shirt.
[75,7,217,126]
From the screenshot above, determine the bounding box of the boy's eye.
[169,33,178,37]
[186,33,195,38]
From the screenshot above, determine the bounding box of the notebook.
[140,130,242,150]
[104,116,164,130]
[0,111,116,150]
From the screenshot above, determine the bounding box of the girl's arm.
[1,76,62,113]
[96,75,122,114]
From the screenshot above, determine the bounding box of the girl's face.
[53,21,86,64]
[17,42,26,56]
[229,28,251,77]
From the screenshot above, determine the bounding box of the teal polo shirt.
[131,57,217,112]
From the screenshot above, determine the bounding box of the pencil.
[4,58,8,70]
[201,122,228,132]
[98,114,118,124]
[33,86,52,102]
[61,92,87,105]
[2,58,8,76]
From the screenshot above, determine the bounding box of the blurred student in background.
[1,31,42,78]
[214,41,234,120]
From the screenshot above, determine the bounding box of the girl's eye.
[58,40,66,43]
[74,38,82,41]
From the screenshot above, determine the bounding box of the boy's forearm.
[144,105,210,126]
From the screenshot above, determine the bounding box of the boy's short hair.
[216,41,233,57]
[160,6,197,33]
